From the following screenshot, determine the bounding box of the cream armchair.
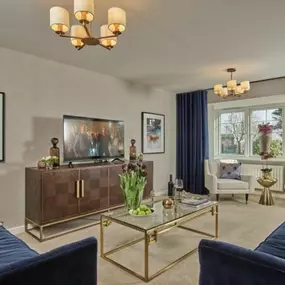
[204,160,255,203]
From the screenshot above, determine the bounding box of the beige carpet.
[18,196,285,285]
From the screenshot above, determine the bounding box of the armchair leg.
[216,194,220,201]
[245,194,249,204]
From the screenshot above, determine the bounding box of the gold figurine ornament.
[162,198,174,209]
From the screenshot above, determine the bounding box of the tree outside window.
[220,112,246,155]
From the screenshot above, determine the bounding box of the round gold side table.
[257,177,277,206]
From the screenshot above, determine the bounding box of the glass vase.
[122,186,144,211]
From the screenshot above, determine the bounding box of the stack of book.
[181,197,211,207]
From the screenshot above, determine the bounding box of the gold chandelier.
[50,0,126,50]
[214,68,250,98]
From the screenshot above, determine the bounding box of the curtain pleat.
[176,90,209,194]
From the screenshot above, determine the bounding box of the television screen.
[63,115,125,161]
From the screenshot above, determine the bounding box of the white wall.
[0,47,176,228]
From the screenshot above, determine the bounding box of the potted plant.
[119,162,147,211]
[40,156,59,170]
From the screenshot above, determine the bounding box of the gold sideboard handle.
[81,180,85,198]
[76,180,80,198]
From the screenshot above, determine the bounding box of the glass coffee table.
[100,199,218,282]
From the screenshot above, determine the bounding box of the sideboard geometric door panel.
[109,165,124,207]
[79,167,109,214]
[42,170,80,223]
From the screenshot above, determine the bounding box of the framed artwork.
[142,112,165,154]
[0,92,4,162]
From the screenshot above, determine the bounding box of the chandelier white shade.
[214,68,250,98]
[50,6,70,34]
[108,7,126,35]
[74,0,94,23]
[71,25,87,48]
[100,25,117,48]
[49,0,126,51]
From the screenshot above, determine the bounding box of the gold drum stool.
[257,177,277,206]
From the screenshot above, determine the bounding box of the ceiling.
[1,0,285,93]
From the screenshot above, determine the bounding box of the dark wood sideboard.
[25,161,153,241]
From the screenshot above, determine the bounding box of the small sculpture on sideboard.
[50,137,60,168]
[129,139,137,161]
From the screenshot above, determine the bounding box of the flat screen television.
[63,115,125,162]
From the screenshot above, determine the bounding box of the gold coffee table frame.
[100,202,218,282]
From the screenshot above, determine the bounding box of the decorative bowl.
[129,209,155,217]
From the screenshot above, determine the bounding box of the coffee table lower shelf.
[100,204,219,282]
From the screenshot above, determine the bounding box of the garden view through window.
[218,107,283,157]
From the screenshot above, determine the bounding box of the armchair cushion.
[217,179,249,190]
[220,162,242,180]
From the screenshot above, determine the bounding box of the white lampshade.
[220,87,228,98]
[214,84,223,94]
[108,7,126,35]
[241,81,250,91]
[235,85,244,95]
[74,0,94,23]
[50,6,70,34]
[100,25,117,48]
[70,25,87,48]
[227,80,237,91]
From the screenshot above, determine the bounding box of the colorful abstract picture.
[142,112,165,154]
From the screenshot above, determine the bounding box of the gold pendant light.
[50,0,126,51]
[214,68,250,98]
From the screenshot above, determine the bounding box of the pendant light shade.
[50,6,70,34]
[74,0,94,23]
[214,84,223,94]
[221,87,228,97]
[227,80,237,91]
[108,7,126,35]
[241,81,250,91]
[100,25,117,48]
[236,85,244,95]
[70,25,87,48]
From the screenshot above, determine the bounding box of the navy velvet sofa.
[199,222,285,285]
[0,226,97,285]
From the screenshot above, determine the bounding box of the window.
[219,111,246,155]
[250,108,283,156]
[215,106,284,158]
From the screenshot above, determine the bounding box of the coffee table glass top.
[102,199,216,231]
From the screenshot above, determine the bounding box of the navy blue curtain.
[176,90,209,194]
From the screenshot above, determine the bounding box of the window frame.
[215,104,285,159]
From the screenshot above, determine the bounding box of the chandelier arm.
[82,23,92,38]
[99,43,112,50]
[77,44,86,51]
[59,35,87,40]
[96,35,118,40]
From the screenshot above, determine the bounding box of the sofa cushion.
[0,226,38,268]
[217,179,249,190]
[255,222,285,259]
